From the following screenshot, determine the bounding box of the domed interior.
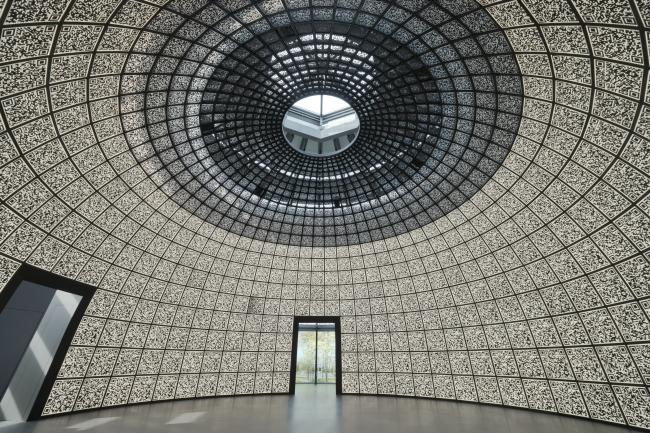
[0,0,648,430]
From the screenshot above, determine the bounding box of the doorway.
[296,323,336,384]
[290,317,342,394]
[0,265,94,421]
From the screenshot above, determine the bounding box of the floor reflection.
[0,385,639,433]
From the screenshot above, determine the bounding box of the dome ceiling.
[129,0,523,246]
[0,0,649,429]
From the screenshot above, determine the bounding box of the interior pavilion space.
[0,0,649,432]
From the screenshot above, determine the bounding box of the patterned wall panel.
[0,0,649,429]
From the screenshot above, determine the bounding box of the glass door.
[295,323,336,384]
[296,329,316,383]
[316,329,335,383]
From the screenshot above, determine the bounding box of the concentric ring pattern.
[129,0,523,246]
[0,0,649,430]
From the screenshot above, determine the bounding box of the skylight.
[282,94,360,156]
[293,95,352,115]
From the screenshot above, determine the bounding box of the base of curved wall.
[3,385,641,433]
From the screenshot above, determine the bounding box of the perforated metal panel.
[0,0,649,429]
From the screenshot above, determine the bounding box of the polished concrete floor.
[0,385,639,433]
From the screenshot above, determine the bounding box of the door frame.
[289,316,342,395]
[0,264,96,420]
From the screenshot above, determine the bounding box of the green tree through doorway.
[317,331,335,383]
[295,325,336,384]
[296,331,316,383]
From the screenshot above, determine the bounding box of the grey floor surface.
[0,385,639,433]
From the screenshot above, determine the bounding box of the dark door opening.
[0,265,94,421]
[290,317,342,394]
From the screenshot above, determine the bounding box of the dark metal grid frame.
[115,0,525,246]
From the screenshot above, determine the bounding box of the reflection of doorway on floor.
[295,323,336,385]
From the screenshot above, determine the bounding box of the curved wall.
[0,0,649,429]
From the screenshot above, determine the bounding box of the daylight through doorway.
[290,317,342,394]
[296,323,336,384]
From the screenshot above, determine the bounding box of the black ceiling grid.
[122,0,523,247]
